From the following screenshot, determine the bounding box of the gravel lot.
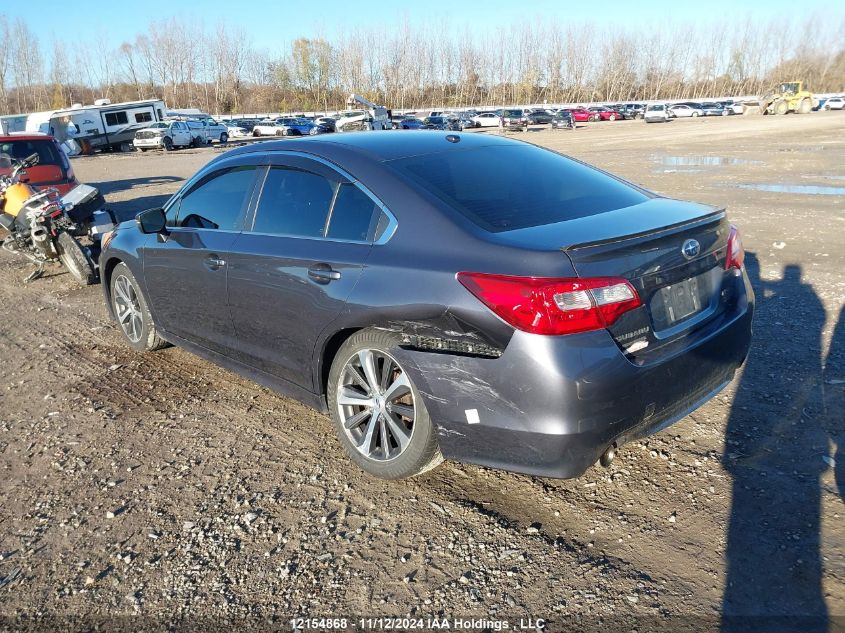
[1,114,843,632]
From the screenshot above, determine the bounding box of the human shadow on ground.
[722,253,838,633]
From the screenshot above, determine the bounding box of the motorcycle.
[0,152,114,285]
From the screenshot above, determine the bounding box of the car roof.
[0,133,54,142]
[217,130,520,163]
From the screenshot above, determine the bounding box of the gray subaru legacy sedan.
[100,132,753,480]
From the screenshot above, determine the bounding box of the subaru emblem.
[682,239,700,259]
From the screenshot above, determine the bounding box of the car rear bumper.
[395,274,754,479]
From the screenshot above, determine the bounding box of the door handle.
[204,255,226,270]
[308,265,341,283]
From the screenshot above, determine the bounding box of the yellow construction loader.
[760,81,818,115]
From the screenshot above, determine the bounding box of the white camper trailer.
[48,99,166,151]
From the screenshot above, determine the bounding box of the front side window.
[174,166,257,230]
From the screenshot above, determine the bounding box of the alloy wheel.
[336,349,415,462]
[113,274,143,343]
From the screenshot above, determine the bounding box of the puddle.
[737,184,845,196]
[655,155,761,167]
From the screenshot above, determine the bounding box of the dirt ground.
[1,113,844,632]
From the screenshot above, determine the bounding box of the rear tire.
[110,262,167,352]
[327,328,443,479]
[219,132,228,143]
[55,232,96,286]
[798,99,811,114]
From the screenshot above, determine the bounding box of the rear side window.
[253,167,335,238]
[176,166,257,230]
[389,145,649,232]
[0,139,63,166]
[327,184,377,241]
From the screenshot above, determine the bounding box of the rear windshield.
[388,145,649,232]
[0,139,63,167]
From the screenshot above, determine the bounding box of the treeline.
[1,13,844,116]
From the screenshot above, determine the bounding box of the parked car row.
[251,116,338,137]
[141,91,840,152]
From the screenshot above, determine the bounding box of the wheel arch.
[101,256,124,320]
[317,327,363,400]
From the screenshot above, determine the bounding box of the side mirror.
[136,207,168,234]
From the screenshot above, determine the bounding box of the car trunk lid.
[492,197,732,355]
[563,203,730,355]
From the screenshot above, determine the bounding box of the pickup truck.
[133,121,195,151]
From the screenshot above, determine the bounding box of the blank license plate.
[658,276,704,326]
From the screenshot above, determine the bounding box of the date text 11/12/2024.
[290,617,547,630]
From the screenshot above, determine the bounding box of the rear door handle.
[308,265,341,283]
[204,255,226,271]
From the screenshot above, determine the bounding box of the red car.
[0,134,79,195]
[561,108,598,122]
[587,107,622,121]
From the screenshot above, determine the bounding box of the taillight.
[457,272,641,336]
[725,224,745,271]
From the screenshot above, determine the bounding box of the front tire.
[327,329,443,479]
[162,137,173,151]
[110,262,167,352]
[55,232,96,285]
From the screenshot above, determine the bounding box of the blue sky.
[5,0,842,52]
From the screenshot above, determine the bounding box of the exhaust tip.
[599,446,616,468]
